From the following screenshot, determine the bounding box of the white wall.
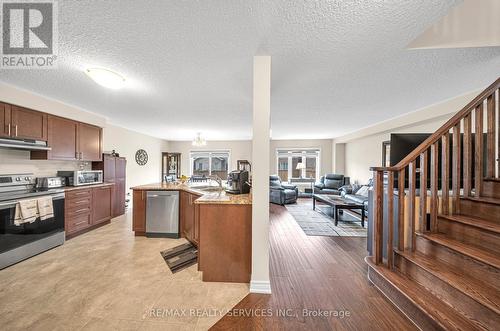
[167,138,333,178]
[343,116,449,184]
[102,125,169,195]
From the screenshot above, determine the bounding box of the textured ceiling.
[1,0,499,140]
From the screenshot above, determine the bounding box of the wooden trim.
[387,171,394,268]
[475,104,484,196]
[463,114,472,197]
[441,134,450,215]
[398,169,405,251]
[419,151,428,232]
[452,123,461,214]
[373,170,384,264]
[486,93,496,178]
[430,143,439,232]
[408,161,417,251]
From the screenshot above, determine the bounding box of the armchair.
[314,174,350,195]
[269,175,298,205]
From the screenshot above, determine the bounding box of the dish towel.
[37,197,54,221]
[14,199,39,226]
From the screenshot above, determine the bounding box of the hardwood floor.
[211,201,416,330]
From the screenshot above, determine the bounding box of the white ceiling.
[1,0,499,141]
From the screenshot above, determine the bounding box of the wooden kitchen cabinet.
[193,204,200,246]
[46,115,78,160]
[78,123,102,161]
[10,106,47,141]
[93,154,127,218]
[180,191,201,245]
[0,103,11,138]
[132,190,146,234]
[92,186,112,225]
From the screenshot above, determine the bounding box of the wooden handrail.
[370,77,500,172]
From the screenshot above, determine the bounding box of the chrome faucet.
[208,174,223,189]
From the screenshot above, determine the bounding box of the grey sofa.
[270,175,298,205]
[313,174,350,195]
[339,178,373,213]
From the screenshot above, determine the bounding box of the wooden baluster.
[408,161,417,250]
[475,104,484,196]
[486,93,496,178]
[398,169,405,251]
[463,114,472,197]
[452,123,461,214]
[442,134,450,215]
[497,89,500,177]
[373,170,384,265]
[419,151,428,232]
[430,143,439,232]
[387,171,394,268]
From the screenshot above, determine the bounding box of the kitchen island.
[131,182,252,283]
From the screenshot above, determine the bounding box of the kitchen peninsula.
[131,182,252,283]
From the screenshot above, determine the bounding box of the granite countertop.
[64,182,115,191]
[131,182,252,205]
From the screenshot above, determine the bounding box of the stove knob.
[16,177,21,181]
[25,177,31,181]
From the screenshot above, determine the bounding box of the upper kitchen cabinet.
[10,106,48,141]
[32,116,103,162]
[78,123,102,161]
[0,103,11,138]
[46,115,78,160]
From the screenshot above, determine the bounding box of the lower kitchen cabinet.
[132,190,146,234]
[180,191,201,245]
[65,184,113,238]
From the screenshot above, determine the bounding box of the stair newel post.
[452,123,462,215]
[398,169,405,251]
[463,114,472,197]
[442,134,450,215]
[408,160,417,251]
[373,170,384,264]
[373,170,384,265]
[387,171,394,269]
[419,151,428,232]
[430,143,439,233]
[486,93,496,178]
[475,104,484,197]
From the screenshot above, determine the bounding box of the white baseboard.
[250,280,272,294]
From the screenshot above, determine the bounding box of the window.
[276,148,320,181]
[190,151,230,179]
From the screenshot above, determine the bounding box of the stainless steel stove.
[0,173,65,269]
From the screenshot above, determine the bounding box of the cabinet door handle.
[7,124,11,136]
[75,152,79,159]
[14,125,18,137]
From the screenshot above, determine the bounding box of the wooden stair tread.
[461,196,500,206]
[418,232,500,269]
[483,177,500,183]
[438,214,500,234]
[395,250,500,315]
[366,257,478,331]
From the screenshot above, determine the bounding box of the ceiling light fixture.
[192,132,207,146]
[85,67,126,89]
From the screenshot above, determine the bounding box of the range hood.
[0,138,51,151]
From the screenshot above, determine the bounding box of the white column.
[250,56,271,294]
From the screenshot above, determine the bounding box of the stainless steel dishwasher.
[146,191,179,238]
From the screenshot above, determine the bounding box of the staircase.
[367,77,500,331]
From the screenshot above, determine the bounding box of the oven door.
[0,193,65,254]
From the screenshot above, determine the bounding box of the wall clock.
[135,149,148,166]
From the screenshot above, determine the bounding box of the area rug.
[285,201,367,237]
[160,242,198,273]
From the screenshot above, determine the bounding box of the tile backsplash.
[0,149,91,177]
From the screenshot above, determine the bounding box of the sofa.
[339,178,373,214]
[270,175,298,205]
[313,174,350,195]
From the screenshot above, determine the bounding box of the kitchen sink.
[191,185,224,192]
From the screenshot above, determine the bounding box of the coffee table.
[313,194,365,227]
